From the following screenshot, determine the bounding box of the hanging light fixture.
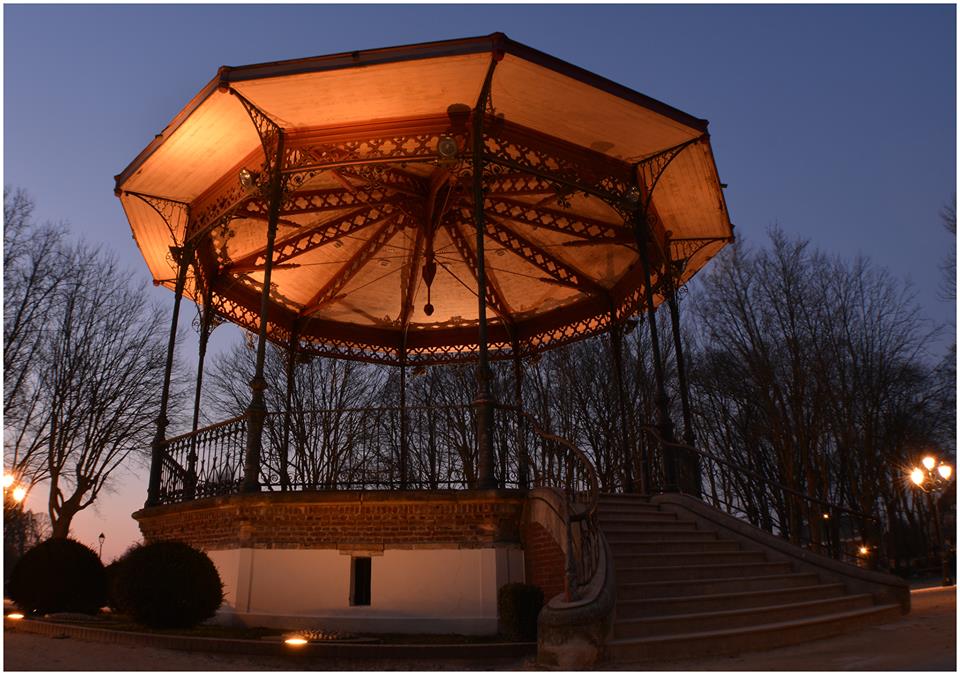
[239,168,259,190]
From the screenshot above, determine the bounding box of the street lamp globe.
[910,468,925,486]
[937,464,952,480]
[922,456,937,471]
[2,474,14,489]
[12,486,26,503]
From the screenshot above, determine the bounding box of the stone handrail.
[502,405,615,668]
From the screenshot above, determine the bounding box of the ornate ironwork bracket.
[634,135,706,219]
[124,191,190,255]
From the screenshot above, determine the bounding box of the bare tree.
[41,245,173,536]
[4,189,69,485]
[3,191,175,537]
[686,228,950,560]
[205,342,385,488]
[939,196,956,302]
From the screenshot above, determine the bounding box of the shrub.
[8,538,107,615]
[498,583,544,641]
[103,557,127,612]
[112,541,223,628]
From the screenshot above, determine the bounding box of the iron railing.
[642,424,888,570]
[159,415,247,503]
[500,404,601,600]
[157,404,531,503]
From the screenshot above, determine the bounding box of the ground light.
[283,637,309,647]
[7,613,25,620]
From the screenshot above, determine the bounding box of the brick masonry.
[133,490,525,551]
[521,522,565,601]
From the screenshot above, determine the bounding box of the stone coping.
[134,488,527,519]
[3,617,536,660]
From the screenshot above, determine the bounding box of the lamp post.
[909,454,954,586]
[98,533,106,561]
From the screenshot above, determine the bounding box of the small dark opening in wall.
[351,557,371,606]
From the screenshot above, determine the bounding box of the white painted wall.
[208,546,525,635]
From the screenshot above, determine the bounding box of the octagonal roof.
[116,33,733,365]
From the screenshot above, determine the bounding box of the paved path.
[2,632,536,671]
[3,587,955,671]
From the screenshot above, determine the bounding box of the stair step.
[614,594,875,638]
[612,548,758,566]
[606,529,718,543]
[598,494,652,502]
[607,539,742,555]
[618,572,821,600]
[609,603,901,661]
[617,561,793,583]
[597,503,663,515]
[602,520,699,533]
[599,512,680,524]
[615,583,847,618]
[598,499,656,507]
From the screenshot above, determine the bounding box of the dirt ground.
[3,587,955,671]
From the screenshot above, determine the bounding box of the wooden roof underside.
[117,33,733,365]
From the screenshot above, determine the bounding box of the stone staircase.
[599,494,902,663]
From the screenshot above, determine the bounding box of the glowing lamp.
[858,546,869,556]
[910,468,925,486]
[12,486,26,503]
[436,135,458,159]
[922,456,936,471]
[6,613,24,620]
[937,464,952,480]
[238,168,259,190]
[2,474,14,489]
[822,513,830,520]
[284,637,308,646]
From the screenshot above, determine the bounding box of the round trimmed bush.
[498,582,544,641]
[9,538,107,615]
[113,541,223,628]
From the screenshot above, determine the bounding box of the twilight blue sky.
[4,3,956,559]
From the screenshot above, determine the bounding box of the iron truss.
[136,110,727,366]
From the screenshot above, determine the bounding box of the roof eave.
[114,31,709,195]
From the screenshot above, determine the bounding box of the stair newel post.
[147,241,193,507]
[829,505,842,561]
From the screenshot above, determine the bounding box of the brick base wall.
[133,490,524,551]
[522,522,565,601]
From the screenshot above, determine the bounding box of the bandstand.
[116,34,733,639]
